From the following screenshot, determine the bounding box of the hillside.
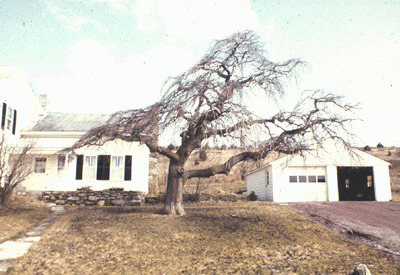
[157,149,283,195]
[365,147,400,200]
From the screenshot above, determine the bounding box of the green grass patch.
[0,195,51,243]
[8,202,399,274]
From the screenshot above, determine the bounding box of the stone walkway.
[0,203,65,273]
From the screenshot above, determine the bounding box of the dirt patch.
[288,201,400,265]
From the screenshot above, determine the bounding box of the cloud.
[131,0,260,43]
[35,38,198,114]
[44,0,102,30]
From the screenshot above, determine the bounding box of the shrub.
[363,145,371,151]
[388,150,392,156]
[108,187,124,192]
[199,149,207,161]
[240,166,247,180]
[77,185,92,192]
[167,144,175,150]
[249,191,257,201]
[377,142,384,148]
[194,160,200,165]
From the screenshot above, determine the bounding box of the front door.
[337,167,375,201]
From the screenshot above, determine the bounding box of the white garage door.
[287,167,327,202]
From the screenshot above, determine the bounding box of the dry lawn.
[0,195,50,243]
[6,202,399,275]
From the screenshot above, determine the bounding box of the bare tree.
[0,133,35,205]
[68,31,357,215]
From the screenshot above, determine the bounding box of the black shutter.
[76,155,83,180]
[97,155,110,180]
[1,103,6,130]
[124,155,132,181]
[12,109,17,135]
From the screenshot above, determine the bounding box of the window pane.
[317,176,326,183]
[57,156,66,178]
[308,176,316,183]
[84,156,96,179]
[6,107,12,130]
[35,158,46,173]
[299,175,307,182]
[7,107,12,118]
[367,175,373,187]
[112,156,123,167]
[58,156,66,167]
[289,176,297,183]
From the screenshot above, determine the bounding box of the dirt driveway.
[288,201,400,264]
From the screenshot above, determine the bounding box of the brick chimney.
[39,94,48,112]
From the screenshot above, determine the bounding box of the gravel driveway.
[287,201,400,264]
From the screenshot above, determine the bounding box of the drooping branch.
[64,30,359,215]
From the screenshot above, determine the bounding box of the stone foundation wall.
[37,190,146,206]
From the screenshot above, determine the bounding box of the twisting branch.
[65,30,358,215]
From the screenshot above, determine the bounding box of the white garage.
[246,140,392,202]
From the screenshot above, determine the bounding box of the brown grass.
[0,195,51,243]
[7,202,399,274]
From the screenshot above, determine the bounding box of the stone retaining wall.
[37,190,146,206]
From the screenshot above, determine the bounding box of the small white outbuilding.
[246,140,392,202]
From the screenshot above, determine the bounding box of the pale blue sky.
[0,0,399,146]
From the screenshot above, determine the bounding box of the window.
[111,156,124,180]
[57,156,66,179]
[289,176,298,183]
[317,175,326,183]
[35,158,46,173]
[6,107,12,130]
[77,155,133,181]
[308,175,317,183]
[84,156,96,179]
[299,175,307,183]
[367,175,373,188]
[1,103,17,134]
[345,179,350,188]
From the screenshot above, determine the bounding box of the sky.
[0,0,399,147]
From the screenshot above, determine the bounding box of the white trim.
[20,131,86,138]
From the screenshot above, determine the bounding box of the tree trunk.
[162,163,185,215]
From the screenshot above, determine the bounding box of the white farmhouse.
[17,113,152,192]
[246,140,392,202]
[1,66,158,194]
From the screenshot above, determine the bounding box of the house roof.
[0,66,19,84]
[25,113,112,132]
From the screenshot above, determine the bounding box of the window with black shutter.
[97,155,110,180]
[76,155,83,180]
[12,109,17,135]
[124,155,132,181]
[1,103,6,130]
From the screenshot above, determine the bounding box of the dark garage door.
[337,167,375,201]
